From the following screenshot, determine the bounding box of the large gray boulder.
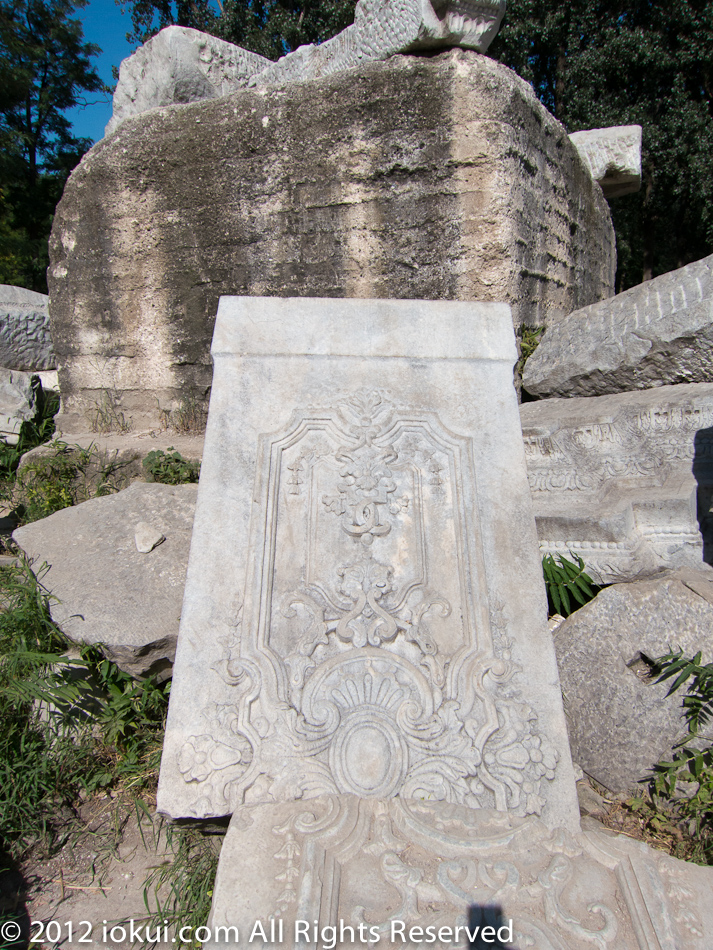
[0,284,55,371]
[520,382,713,584]
[523,253,713,398]
[51,51,614,433]
[13,482,198,680]
[554,567,713,794]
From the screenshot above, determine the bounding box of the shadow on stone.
[693,425,713,565]
[468,904,516,949]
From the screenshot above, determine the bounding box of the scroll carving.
[179,391,558,816]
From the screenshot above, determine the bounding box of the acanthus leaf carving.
[180,390,559,815]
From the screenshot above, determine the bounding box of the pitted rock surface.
[554,567,713,793]
[50,51,614,432]
[0,284,55,370]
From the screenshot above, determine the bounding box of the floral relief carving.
[178,390,559,815]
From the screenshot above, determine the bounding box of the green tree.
[0,0,106,292]
[119,0,356,60]
[488,1,713,289]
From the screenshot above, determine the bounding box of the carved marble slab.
[157,297,579,830]
[206,795,713,950]
[520,383,713,584]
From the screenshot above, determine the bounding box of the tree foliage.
[0,0,105,292]
[488,0,713,289]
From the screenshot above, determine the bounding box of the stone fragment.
[0,284,55,371]
[205,795,713,950]
[553,567,713,794]
[523,253,713,398]
[520,383,713,584]
[0,367,37,444]
[105,27,270,135]
[51,52,614,432]
[251,0,506,87]
[569,125,642,198]
[158,296,579,830]
[13,482,198,680]
[106,2,506,134]
[134,521,165,553]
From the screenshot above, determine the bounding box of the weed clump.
[0,557,170,860]
[542,552,599,617]
[143,448,200,485]
[2,442,130,527]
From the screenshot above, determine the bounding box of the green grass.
[0,557,170,860]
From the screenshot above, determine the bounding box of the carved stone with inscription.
[157,297,579,828]
[520,383,713,584]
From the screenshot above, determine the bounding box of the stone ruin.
[157,296,712,948]
[49,8,619,433]
[26,2,713,942]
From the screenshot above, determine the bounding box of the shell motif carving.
[178,390,559,815]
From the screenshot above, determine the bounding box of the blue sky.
[65,0,136,143]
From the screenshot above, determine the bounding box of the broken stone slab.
[0,284,54,371]
[105,26,270,135]
[250,0,506,88]
[520,383,713,584]
[523,252,713,398]
[12,482,198,680]
[106,2,507,134]
[157,296,580,831]
[0,367,38,444]
[205,795,713,950]
[553,567,713,794]
[52,51,615,432]
[569,125,642,199]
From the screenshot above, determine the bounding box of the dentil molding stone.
[520,383,713,584]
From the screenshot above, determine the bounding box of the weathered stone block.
[520,383,713,584]
[523,253,713,398]
[13,482,198,680]
[157,296,580,831]
[569,125,642,199]
[0,284,55,371]
[50,51,614,432]
[554,567,713,794]
[105,27,270,135]
[106,2,507,134]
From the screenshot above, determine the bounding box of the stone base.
[206,795,713,950]
[50,50,614,434]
